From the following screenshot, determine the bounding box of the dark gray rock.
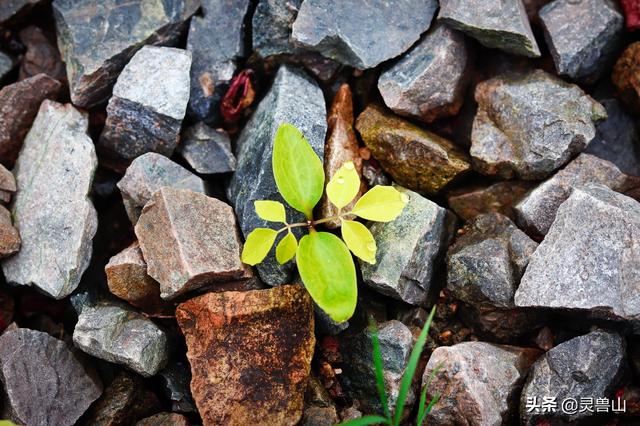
[252,0,304,58]
[471,69,607,180]
[178,123,236,174]
[521,330,625,424]
[227,65,326,286]
[378,23,471,123]
[438,0,540,57]
[291,0,438,69]
[0,0,43,25]
[52,0,199,108]
[0,328,102,426]
[158,363,197,413]
[0,52,13,80]
[539,0,624,83]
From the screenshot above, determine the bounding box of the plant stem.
[277,210,354,234]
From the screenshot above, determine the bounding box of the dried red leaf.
[621,0,640,31]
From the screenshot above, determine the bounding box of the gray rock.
[178,123,236,174]
[187,0,250,123]
[0,51,13,80]
[471,69,607,180]
[0,328,102,426]
[0,0,43,25]
[291,0,438,69]
[539,0,624,83]
[98,46,191,172]
[252,0,304,58]
[117,152,206,225]
[361,186,454,306]
[515,153,638,236]
[424,342,540,426]
[52,0,199,108]
[378,23,471,123]
[515,185,640,327]
[520,330,625,424]
[73,303,169,377]
[438,0,540,57]
[227,65,326,286]
[1,100,97,299]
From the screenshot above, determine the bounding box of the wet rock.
[178,123,236,174]
[424,342,540,425]
[98,46,191,172]
[0,205,20,257]
[471,69,607,180]
[176,285,315,425]
[158,362,197,413]
[0,328,102,426]
[613,42,640,113]
[136,413,190,426]
[515,154,638,236]
[361,186,454,306]
[18,26,67,82]
[520,330,625,424]
[447,180,534,222]
[2,100,97,299]
[378,23,471,123]
[135,187,244,300]
[539,0,623,83]
[0,73,61,167]
[52,0,199,108]
[0,52,13,81]
[0,0,42,24]
[73,302,169,377]
[438,0,540,57]
[227,65,326,286]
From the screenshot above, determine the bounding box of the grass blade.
[338,414,389,426]
[416,361,444,426]
[369,317,391,421]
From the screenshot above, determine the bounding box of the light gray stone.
[178,123,236,174]
[0,51,12,80]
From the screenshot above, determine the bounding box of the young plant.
[241,123,408,322]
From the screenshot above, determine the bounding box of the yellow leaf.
[351,186,408,222]
[326,161,360,210]
[276,231,298,264]
[254,200,286,223]
[241,228,278,265]
[341,220,376,264]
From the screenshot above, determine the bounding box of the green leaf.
[342,220,376,264]
[0,421,18,426]
[276,231,298,264]
[326,161,360,209]
[297,231,357,322]
[416,361,443,426]
[241,228,278,266]
[338,415,389,426]
[272,123,325,219]
[254,200,286,223]
[351,186,407,222]
[369,318,391,421]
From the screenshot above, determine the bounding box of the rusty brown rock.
[18,26,67,82]
[613,41,640,112]
[0,204,20,258]
[447,180,534,222]
[136,413,190,426]
[176,284,315,426]
[135,187,244,300]
[0,163,16,204]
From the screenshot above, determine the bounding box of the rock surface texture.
[612,41,640,112]
[178,123,236,174]
[447,181,533,222]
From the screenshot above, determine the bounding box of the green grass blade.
[369,317,391,421]
[425,392,441,414]
[416,361,444,426]
[416,383,429,426]
[338,414,389,426]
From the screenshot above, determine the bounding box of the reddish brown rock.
[18,26,67,83]
[0,204,20,257]
[136,413,190,426]
[613,42,640,112]
[0,163,16,204]
[447,180,534,222]
[176,285,315,426]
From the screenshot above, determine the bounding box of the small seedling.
[241,123,408,323]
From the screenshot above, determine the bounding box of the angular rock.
[158,362,197,413]
[52,0,199,108]
[252,0,303,58]
[613,42,640,113]
[73,302,169,377]
[471,69,607,180]
[0,52,13,81]
[176,285,315,425]
[18,26,67,82]
[98,46,191,172]
[356,104,471,195]
[136,413,190,426]
[302,376,339,426]
[424,342,540,425]
[0,163,16,204]
[515,153,639,236]
[135,187,244,299]
[539,0,624,83]
[227,65,326,286]
[521,330,625,424]
[438,0,540,57]
[378,23,471,123]
[0,0,43,24]
[0,73,61,167]
[0,328,102,426]
[447,180,534,222]
[291,0,437,69]
[2,100,97,299]
[0,205,20,258]
[178,123,236,174]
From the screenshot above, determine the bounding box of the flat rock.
[227,65,326,286]
[52,0,199,108]
[135,187,244,299]
[98,46,191,172]
[178,123,236,174]
[356,104,471,195]
[176,285,315,425]
[1,100,97,299]
[520,330,625,424]
[136,413,190,426]
[540,0,624,83]
[361,186,454,306]
[378,23,471,123]
[612,41,640,112]
[471,69,607,180]
[0,205,20,258]
[424,342,540,425]
[0,328,102,426]
[447,180,534,222]
[515,153,638,236]
[73,302,169,377]
[18,26,67,82]
[438,0,540,57]
[0,73,61,167]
